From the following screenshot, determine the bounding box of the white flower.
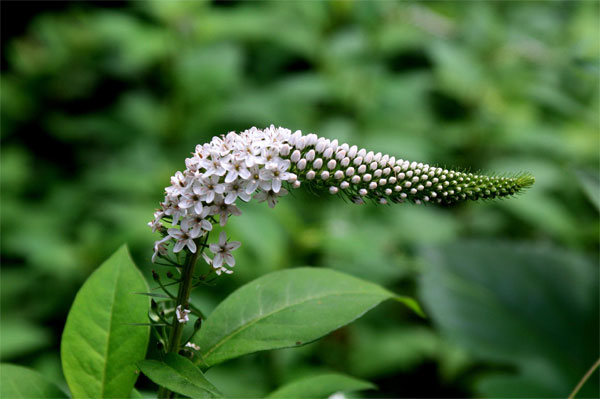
[181,208,212,237]
[258,146,280,169]
[168,171,189,194]
[152,237,170,263]
[254,188,288,208]
[201,252,232,275]
[168,225,199,253]
[176,305,191,324]
[234,136,261,167]
[224,180,252,204]
[185,154,201,172]
[244,165,262,195]
[185,342,200,351]
[194,175,225,204]
[209,231,241,268]
[164,202,186,226]
[148,218,163,233]
[259,159,291,193]
[199,151,226,177]
[210,195,242,226]
[179,191,204,214]
[223,155,251,183]
[214,265,233,276]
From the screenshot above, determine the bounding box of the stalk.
[157,238,203,399]
[568,357,600,399]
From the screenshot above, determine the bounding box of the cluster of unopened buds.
[150,125,534,275]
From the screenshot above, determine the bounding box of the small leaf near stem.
[153,276,178,301]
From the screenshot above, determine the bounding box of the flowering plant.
[4,126,536,399]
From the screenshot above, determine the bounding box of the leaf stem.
[568,357,600,399]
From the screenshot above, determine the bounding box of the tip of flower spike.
[515,173,535,190]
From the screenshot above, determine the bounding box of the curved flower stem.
[157,235,207,399]
[568,357,600,399]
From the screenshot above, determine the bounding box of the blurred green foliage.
[1,1,598,397]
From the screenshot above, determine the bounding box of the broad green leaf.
[266,373,375,398]
[61,245,150,398]
[0,364,67,398]
[138,353,223,398]
[194,267,411,368]
[420,240,599,398]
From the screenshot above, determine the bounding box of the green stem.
[157,238,204,399]
[568,357,600,399]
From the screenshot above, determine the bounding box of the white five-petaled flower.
[179,191,204,214]
[176,305,191,324]
[254,188,288,208]
[259,159,291,193]
[210,195,242,226]
[194,175,225,204]
[199,151,226,177]
[223,155,251,183]
[181,208,213,237]
[168,225,199,253]
[163,202,186,225]
[209,231,241,269]
[224,180,252,204]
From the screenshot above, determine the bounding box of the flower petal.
[213,253,224,268]
[186,239,197,253]
[173,240,185,253]
[219,231,227,246]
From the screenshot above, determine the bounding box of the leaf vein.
[202,290,384,361]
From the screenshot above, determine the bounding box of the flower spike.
[150,126,534,272]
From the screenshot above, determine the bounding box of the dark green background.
[1,1,598,398]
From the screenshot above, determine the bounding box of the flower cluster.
[149,126,298,275]
[150,125,534,274]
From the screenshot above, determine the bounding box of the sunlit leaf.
[194,268,417,368]
[61,245,150,398]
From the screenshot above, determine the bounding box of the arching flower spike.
[149,125,534,274]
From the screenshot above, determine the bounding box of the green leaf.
[0,364,68,398]
[420,240,599,398]
[61,245,150,398]
[266,373,375,398]
[138,353,223,398]
[348,326,440,378]
[576,169,600,211]
[194,267,409,368]
[0,318,51,359]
